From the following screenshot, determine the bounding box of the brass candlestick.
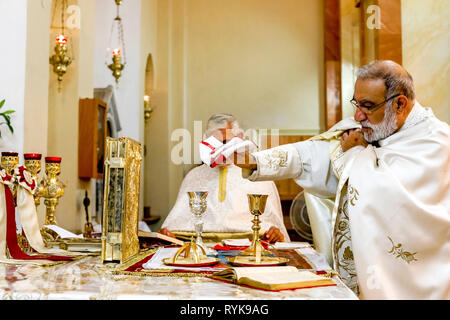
[82,190,94,238]
[1,152,19,201]
[41,157,65,225]
[239,194,273,261]
[24,153,44,207]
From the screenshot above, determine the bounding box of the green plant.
[0,99,15,138]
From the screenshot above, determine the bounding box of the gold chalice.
[239,194,272,258]
[228,194,289,266]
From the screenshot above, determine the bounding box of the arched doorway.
[143,54,159,226]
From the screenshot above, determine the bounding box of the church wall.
[93,0,146,226]
[144,0,325,230]
[46,0,97,232]
[0,0,27,157]
[93,0,143,142]
[142,0,173,231]
[401,0,450,124]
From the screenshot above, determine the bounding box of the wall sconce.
[106,0,126,84]
[144,95,153,124]
[49,0,73,91]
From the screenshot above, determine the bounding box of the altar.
[0,245,357,300]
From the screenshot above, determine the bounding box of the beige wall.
[340,0,361,119]
[47,0,96,232]
[402,0,450,124]
[185,0,324,133]
[144,0,325,230]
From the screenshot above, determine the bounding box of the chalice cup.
[239,194,272,261]
[187,191,208,255]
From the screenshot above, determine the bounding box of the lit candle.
[56,34,67,44]
[112,48,121,56]
[144,95,150,103]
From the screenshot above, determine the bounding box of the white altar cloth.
[0,246,357,300]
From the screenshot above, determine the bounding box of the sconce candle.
[56,34,68,44]
[112,48,121,56]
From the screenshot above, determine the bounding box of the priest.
[233,60,449,299]
[159,113,290,243]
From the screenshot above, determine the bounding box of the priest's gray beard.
[361,102,398,142]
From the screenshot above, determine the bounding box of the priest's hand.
[159,228,175,238]
[232,150,257,170]
[264,226,284,243]
[340,129,368,152]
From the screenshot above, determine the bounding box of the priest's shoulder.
[424,115,450,144]
[184,163,211,177]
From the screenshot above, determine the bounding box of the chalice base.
[239,240,272,257]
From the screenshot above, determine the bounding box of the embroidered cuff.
[247,144,303,181]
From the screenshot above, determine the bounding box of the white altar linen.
[142,247,226,273]
[0,246,357,300]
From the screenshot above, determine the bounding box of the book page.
[43,225,83,239]
[138,231,184,246]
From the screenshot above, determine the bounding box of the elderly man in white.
[234,60,449,299]
[159,113,289,243]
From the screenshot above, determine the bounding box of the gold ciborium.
[24,153,45,207]
[239,194,273,260]
[1,152,19,200]
[41,157,65,225]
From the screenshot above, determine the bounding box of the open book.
[138,230,184,246]
[210,266,336,291]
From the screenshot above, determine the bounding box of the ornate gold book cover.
[101,137,142,264]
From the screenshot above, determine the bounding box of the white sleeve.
[246,140,338,198]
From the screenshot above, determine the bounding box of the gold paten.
[101,137,142,264]
[227,255,289,267]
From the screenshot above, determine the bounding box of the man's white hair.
[203,113,244,139]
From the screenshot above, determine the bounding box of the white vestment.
[246,102,450,299]
[162,164,290,241]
